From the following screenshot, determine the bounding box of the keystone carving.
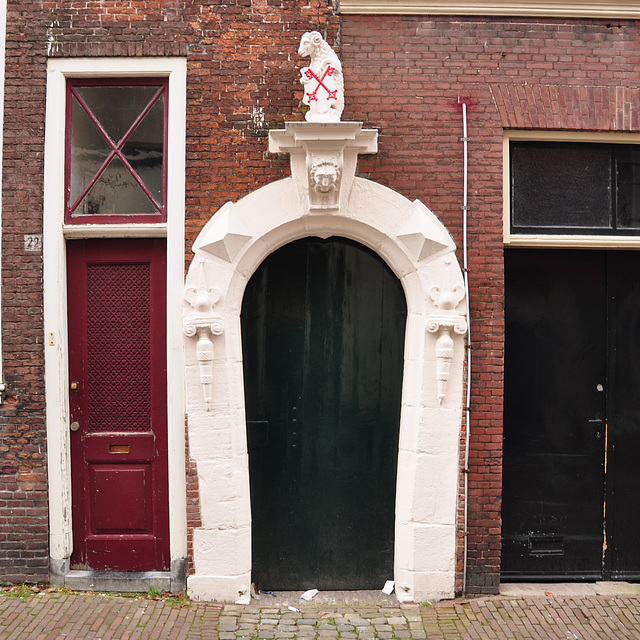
[308,154,341,209]
[184,259,224,412]
[268,123,378,213]
[427,258,467,404]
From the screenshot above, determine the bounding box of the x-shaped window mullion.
[69,85,165,213]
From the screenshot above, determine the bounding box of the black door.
[607,252,640,579]
[241,237,406,590]
[503,249,640,580]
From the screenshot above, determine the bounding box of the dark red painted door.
[67,238,169,571]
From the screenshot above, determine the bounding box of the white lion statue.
[298,31,344,122]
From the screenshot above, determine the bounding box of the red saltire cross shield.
[304,66,338,104]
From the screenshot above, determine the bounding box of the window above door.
[66,79,168,225]
[511,141,640,234]
[504,133,640,248]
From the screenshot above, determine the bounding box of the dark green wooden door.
[242,237,406,590]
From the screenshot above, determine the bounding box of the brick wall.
[5,0,640,592]
[0,1,50,583]
[43,0,340,256]
[341,14,640,594]
[2,0,339,583]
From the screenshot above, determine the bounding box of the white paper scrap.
[382,580,395,595]
[300,589,319,601]
[288,606,300,612]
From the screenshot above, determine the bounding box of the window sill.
[506,234,640,248]
[63,223,168,239]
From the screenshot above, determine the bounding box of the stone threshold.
[500,581,640,597]
[62,570,171,594]
[248,590,400,607]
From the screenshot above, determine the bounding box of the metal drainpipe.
[460,100,472,594]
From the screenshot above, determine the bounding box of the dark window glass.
[511,143,612,231]
[616,148,640,230]
[66,80,167,224]
[511,141,640,235]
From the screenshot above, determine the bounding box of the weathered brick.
[4,2,639,592]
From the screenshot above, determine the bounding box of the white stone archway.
[183,122,467,604]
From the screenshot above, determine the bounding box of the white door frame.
[43,57,187,590]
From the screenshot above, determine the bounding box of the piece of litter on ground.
[300,589,318,601]
[382,580,395,595]
[545,591,554,596]
[288,606,300,613]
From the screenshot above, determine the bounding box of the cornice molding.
[338,1,640,19]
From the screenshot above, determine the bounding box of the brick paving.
[2,589,640,639]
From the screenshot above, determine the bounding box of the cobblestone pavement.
[3,589,640,639]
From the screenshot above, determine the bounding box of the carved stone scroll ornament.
[427,258,467,404]
[298,31,344,123]
[184,260,224,412]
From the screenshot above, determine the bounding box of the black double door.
[503,249,640,580]
[241,237,406,590]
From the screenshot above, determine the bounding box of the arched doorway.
[242,237,406,590]
[183,126,467,603]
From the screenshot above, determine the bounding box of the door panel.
[67,238,169,571]
[242,237,406,590]
[607,253,640,579]
[502,250,606,578]
[503,249,640,580]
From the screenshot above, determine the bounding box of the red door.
[67,238,169,571]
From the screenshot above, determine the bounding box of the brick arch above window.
[491,84,640,133]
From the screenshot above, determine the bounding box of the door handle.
[70,421,80,432]
[589,419,603,438]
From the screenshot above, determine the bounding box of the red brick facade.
[0,1,50,583]
[340,15,640,593]
[2,0,639,593]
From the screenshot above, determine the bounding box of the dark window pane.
[616,150,640,229]
[75,85,159,143]
[121,96,164,205]
[74,156,158,217]
[511,143,612,230]
[70,95,112,208]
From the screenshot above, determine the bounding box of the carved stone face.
[311,162,339,195]
[298,31,321,58]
